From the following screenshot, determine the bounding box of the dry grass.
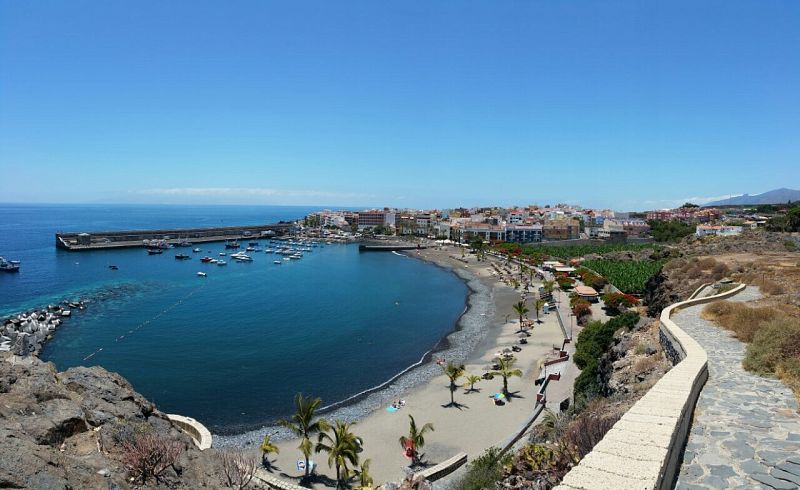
[737,272,784,295]
[704,301,800,400]
[701,301,783,343]
[634,355,659,374]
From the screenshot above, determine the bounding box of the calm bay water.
[0,204,467,433]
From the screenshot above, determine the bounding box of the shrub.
[572,302,592,324]
[601,292,639,314]
[743,317,800,375]
[563,413,620,458]
[217,449,258,489]
[122,434,184,485]
[784,240,798,252]
[457,447,512,490]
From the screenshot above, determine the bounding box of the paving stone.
[751,472,798,489]
[777,462,800,478]
[771,468,800,487]
[708,464,737,479]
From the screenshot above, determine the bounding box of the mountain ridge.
[705,188,800,206]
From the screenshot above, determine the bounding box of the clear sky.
[1,1,798,210]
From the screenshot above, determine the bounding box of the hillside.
[705,187,800,206]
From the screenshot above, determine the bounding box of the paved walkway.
[675,287,800,489]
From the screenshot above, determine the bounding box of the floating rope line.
[82,283,207,361]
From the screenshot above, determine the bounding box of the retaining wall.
[167,414,213,450]
[555,283,746,490]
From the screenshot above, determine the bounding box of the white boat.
[246,247,255,251]
[231,252,253,262]
[193,248,201,253]
[217,260,227,266]
[219,252,226,256]
[273,260,282,265]
[197,272,207,277]
[265,249,274,253]
[283,257,290,261]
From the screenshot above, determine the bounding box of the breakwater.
[2,300,85,355]
[55,222,292,250]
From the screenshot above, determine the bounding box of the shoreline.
[213,246,495,446]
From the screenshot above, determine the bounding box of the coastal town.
[2,196,799,489]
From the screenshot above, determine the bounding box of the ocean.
[0,204,468,434]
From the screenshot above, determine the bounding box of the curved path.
[675,287,800,489]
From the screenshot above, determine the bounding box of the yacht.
[246,246,255,252]
[217,260,227,266]
[200,256,213,263]
[197,272,207,277]
[273,260,282,265]
[147,249,163,255]
[0,257,20,272]
[193,248,202,253]
[175,253,191,260]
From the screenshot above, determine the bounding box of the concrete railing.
[414,452,468,481]
[253,469,307,490]
[556,283,746,490]
[166,414,213,450]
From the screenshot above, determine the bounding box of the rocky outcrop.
[0,353,228,489]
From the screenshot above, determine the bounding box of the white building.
[696,225,743,237]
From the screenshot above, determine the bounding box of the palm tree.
[355,458,373,490]
[399,415,434,467]
[316,420,360,488]
[279,393,330,480]
[534,298,546,324]
[512,300,529,330]
[259,434,280,469]
[491,357,523,396]
[542,280,556,294]
[464,374,482,393]
[442,362,465,406]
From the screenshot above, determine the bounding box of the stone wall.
[555,283,746,489]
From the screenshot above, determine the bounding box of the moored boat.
[0,257,20,272]
[147,249,163,255]
[197,272,207,277]
[200,256,213,263]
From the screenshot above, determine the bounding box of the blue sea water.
[0,204,468,433]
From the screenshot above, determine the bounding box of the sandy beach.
[243,246,569,487]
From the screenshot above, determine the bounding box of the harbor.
[55,223,293,251]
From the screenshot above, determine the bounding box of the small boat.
[217,260,227,266]
[273,260,282,265]
[197,272,207,277]
[209,259,218,264]
[193,248,202,253]
[200,256,213,263]
[219,252,227,256]
[175,253,191,260]
[248,241,259,246]
[177,240,193,247]
[0,257,20,272]
[225,241,240,249]
[108,265,119,270]
[231,253,253,262]
[147,249,163,255]
[265,249,274,253]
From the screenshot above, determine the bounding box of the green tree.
[355,459,373,489]
[315,420,360,488]
[512,301,529,330]
[399,415,435,467]
[442,362,466,406]
[542,280,556,294]
[259,435,280,468]
[534,298,546,324]
[279,393,330,480]
[464,374,482,393]
[491,357,523,396]
[469,236,487,260]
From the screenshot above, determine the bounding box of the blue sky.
[1,1,798,210]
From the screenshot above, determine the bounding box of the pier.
[358,243,427,252]
[55,223,293,251]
